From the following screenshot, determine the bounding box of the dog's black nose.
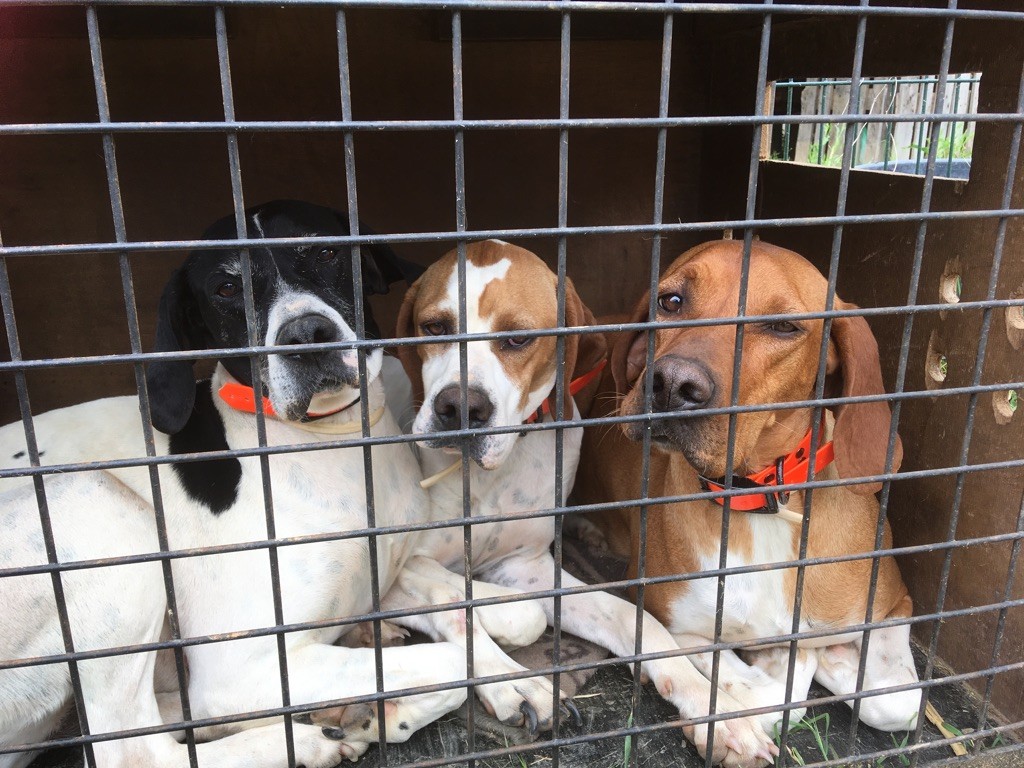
[276,314,339,355]
[433,385,494,430]
[649,356,716,412]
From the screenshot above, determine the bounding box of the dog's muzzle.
[432,384,494,431]
[417,384,501,466]
[271,313,361,418]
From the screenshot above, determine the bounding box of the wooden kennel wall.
[1,0,1022,737]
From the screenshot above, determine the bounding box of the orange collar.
[218,382,358,422]
[698,416,835,514]
[523,359,607,425]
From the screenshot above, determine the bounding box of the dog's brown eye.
[658,293,683,313]
[216,281,239,298]
[421,321,448,336]
[316,247,338,263]
[767,320,800,335]
[503,336,532,350]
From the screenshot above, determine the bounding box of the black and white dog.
[0,201,467,768]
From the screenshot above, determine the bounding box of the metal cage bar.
[548,10,572,764]
[336,8,392,760]
[214,7,300,765]
[84,6,201,763]
[1,2,1023,768]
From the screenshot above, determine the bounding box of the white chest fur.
[416,413,583,572]
[668,513,803,643]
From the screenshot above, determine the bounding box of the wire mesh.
[1,2,1023,768]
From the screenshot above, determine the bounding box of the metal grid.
[0,2,1023,768]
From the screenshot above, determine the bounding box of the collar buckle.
[774,455,790,506]
[698,473,780,514]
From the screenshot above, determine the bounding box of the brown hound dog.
[576,240,921,754]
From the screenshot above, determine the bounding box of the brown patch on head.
[477,244,557,391]
[394,240,604,421]
[610,239,897,481]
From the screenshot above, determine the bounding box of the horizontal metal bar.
[1,207,1020,259]
[1,0,1023,20]
[1,296,1020,371]
[0,110,1010,136]
[4,523,1024,640]
[3,376,1020,482]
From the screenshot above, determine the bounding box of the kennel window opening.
[1,3,1024,768]
[767,73,981,179]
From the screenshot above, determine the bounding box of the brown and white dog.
[576,239,922,747]
[390,240,778,767]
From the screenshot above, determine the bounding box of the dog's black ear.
[366,233,424,292]
[333,212,423,295]
[146,267,204,436]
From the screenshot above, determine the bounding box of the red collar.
[523,359,607,425]
[218,382,358,422]
[698,416,835,514]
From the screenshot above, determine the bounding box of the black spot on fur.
[12,451,24,459]
[169,381,241,514]
[361,719,372,731]
[399,722,409,731]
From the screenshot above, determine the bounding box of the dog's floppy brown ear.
[828,299,903,493]
[394,280,425,405]
[609,291,654,395]
[558,277,607,417]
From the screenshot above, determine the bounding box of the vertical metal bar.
[450,12,476,764]
[811,81,820,165]
[214,8,296,765]
[336,10,389,760]
[908,42,1024,768]
[850,11,957,754]
[883,80,895,170]
[777,3,868,761]
[549,11,572,764]
[817,82,827,164]
[0,239,97,768]
[973,489,1024,753]
[84,7,198,763]
[705,6,772,765]
[784,81,794,160]
[914,79,929,175]
[948,78,961,176]
[629,6,673,766]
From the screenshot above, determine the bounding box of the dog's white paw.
[681,689,779,768]
[688,714,779,768]
[475,658,578,733]
[303,687,467,750]
[292,723,364,767]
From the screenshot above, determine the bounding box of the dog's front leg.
[672,632,818,736]
[280,640,468,758]
[381,555,569,733]
[483,552,779,768]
